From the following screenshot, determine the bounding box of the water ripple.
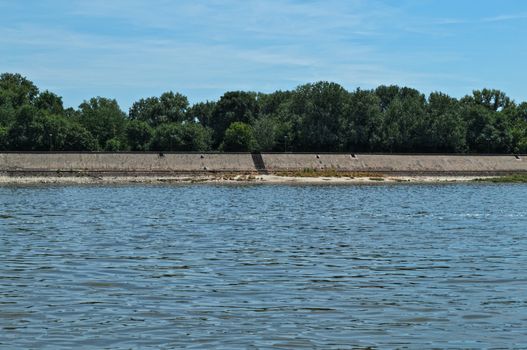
[1,184,527,348]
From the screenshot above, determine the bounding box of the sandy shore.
[0,174,495,185]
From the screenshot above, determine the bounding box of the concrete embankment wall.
[0,153,256,173]
[1,152,527,175]
[262,154,527,174]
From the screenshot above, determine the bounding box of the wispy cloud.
[1,0,525,108]
[434,13,527,25]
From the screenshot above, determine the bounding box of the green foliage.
[343,89,383,151]
[0,126,8,150]
[221,122,257,152]
[186,101,216,128]
[0,73,39,109]
[7,105,40,150]
[104,138,124,151]
[34,90,64,115]
[129,91,189,126]
[251,114,293,152]
[253,116,278,151]
[463,89,512,111]
[474,174,527,183]
[0,100,16,127]
[78,97,127,150]
[211,91,259,146]
[2,71,527,154]
[290,82,349,151]
[257,90,293,115]
[126,120,153,151]
[8,106,97,151]
[149,122,211,151]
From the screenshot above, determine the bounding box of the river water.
[1,184,526,349]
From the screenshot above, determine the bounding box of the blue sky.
[1,0,526,110]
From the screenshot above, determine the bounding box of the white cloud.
[4,0,515,107]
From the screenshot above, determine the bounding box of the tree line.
[1,72,526,153]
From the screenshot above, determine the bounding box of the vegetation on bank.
[474,174,527,183]
[275,168,384,178]
[1,72,527,153]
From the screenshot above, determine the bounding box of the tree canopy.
[1,72,527,153]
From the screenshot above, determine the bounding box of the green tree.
[463,105,512,153]
[186,101,216,128]
[159,91,189,123]
[375,85,400,112]
[34,90,64,115]
[343,89,383,152]
[0,91,16,126]
[221,122,257,152]
[378,87,427,152]
[129,96,162,125]
[129,91,189,126]
[0,73,39,108]
[425,92,467,152]
[149,122,211,151]
[7,106,97,151]
[463,89,512,111]
[0,126,8,150]
[78,97,127,150]
[104,138,124,151]
[290,82,350,151]
[253,116,278,151]
[126,120,153,151]
[257,90,293,115]
[187,101,216,128]
[7,105,38,150]
[210,91,259,147]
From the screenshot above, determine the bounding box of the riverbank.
[1,152,526,184]
[0,173,499,185]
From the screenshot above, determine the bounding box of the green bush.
[221,122,257,152]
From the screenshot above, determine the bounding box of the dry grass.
[273,168,384,178]
[473,174,527,183]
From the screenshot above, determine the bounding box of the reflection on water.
[1,184,527,348]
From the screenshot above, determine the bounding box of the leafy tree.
[159,91,189,123]
[0,94,16,126]
[63,107,81,119]
[149,122,211,151]
[0,126,8,150]
[343,89,383,151]
[129,91,189,126]
[221,122,257,152]
[463,89,512,111]
[463,105,513,153]
[4,70,527,154]
[8,106,97,151]
[253,116,278,151]
[257,91,293,115]
[126,120,153,151]
[78,97,127,150]
[210,91,259,146]
[187,101,216,128]
[375,85,400,112]
[7,105,39,150]
[425,92,467,152]
[129,96,162,125]
[34,90,64,115]
[515,102,527,121]
[0,73,39,108]
[290,82,350,151]
[104,138,124,151]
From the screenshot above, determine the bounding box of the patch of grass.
[474,174,527,183]
[274,168,384,178]
[369,177,385,181]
